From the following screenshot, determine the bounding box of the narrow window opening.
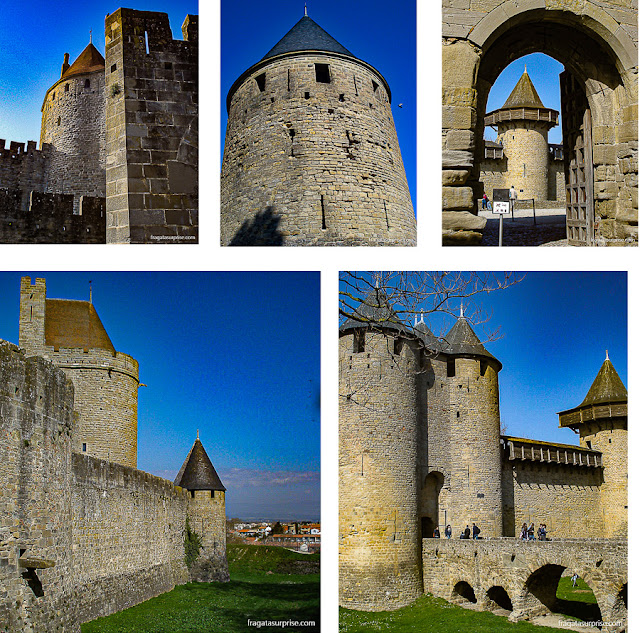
[586,440,592,449]
[82,443,87,452]
[255,72,266,92]
[287,69,291,91]
[144,30,150,54]
[315,63,331,83]
[30,306,32,321]
[384,200,390,229]
[394,339,403,355]
[353,75,358,96]
[190,490,195,498]
[84,79,90,89]
[447,359,456,378]
[271,97,275,103]
[211,491,215,498]
[111,63,117,73]
[321,194,326,230]
[339,94,345,102]
[57,117,61,126]
[304,91,310,99]
[480,360,487,376]
[289,128,295,156]
[52,92,55,100]
[22,568,44,598]
[64,84,69,92]
[354,331,365,353]
[372,80,379,93]
[456,411,460,418]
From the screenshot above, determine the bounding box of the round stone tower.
[40,42,106,209]
[558,353,627,538]
[443,309,503,537]
[484,68,558,201]
[18,276,138,468]
[339,290,422,610]
[221,10,416,246]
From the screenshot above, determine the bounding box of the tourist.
[472,523,480,540]
[463,525,471,539]
[433,526,440,538]
[537,524,547,541]
[520,523,528,540]
[509,185,517,213]
[482,193,489,209]
[528,522,535,541]
[571,573,579,587]
[445,524,452,539]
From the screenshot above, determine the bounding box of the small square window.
[82,443,87,452]
[255,72,266,92]
[111,64,117,73]
[315,63,330,83]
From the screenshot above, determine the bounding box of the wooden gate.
[560,71,595,245]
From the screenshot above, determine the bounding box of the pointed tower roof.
[578,357,627,407]
[414,318,441,352]
[61,43,105,80]
[174,438,226,492]
[501,69,545,109]
[340,288,408,335]
[262,15,355,60]
[558,354,627,428]
[443,314,501,368]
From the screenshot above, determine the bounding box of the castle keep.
[339,290,627,625]
[442,0,638,246]
[0,8,198,244]
[0,277,228,632]
[221,11,416,246]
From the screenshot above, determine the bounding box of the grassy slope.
[81,544,320,633]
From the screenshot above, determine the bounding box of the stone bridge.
[423,539,627,632]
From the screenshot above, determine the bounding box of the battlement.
[0,189,106,243]
[46,347,139,380]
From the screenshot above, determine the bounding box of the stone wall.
[40,69,106,213]
[105,9,198,244]
[442,0,638,244]
[0,140,48,211]
[221,52,415,246]
[339,330,422,610]
[0,189,106,243]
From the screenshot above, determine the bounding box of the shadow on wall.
[229,207,284,246]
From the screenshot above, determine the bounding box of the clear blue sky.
[0,0,197,146]
[221,0,417,210]
[485,53,565,145]
[0,272,320,522]
[342,272,627,446]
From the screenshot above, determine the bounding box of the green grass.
[553,576,601,622]
[340,595,570,633]
[556,577,598,604]
[81,544,320,633]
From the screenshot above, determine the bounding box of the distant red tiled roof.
[62,43,105,80]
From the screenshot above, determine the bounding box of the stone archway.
[420,471,444,538]
[442,0,637,246]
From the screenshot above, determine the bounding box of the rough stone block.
[442,186,474,210]
[442,210,486,231]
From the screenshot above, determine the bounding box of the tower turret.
[484,68,558,201]
[18,276,139,468]
[221,11,416,246]
[175,436,229,582]
[443,311,503,537]
[558,353,627,537]
[339,290,422,610]
[40,42,106,212]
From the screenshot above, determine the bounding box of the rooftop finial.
[460,302,464,318]
[304,2,308,16]
[524,63,527,73]
[197,429,200,440]
[90,29,92,44]
[606,349,609,361]
[89,280,93,304]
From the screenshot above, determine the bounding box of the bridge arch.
[486,585,513,612]
[442,0,637,244]
[453,580,477,604]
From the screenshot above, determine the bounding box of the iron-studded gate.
[561,71,595,246]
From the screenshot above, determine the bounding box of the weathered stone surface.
[443,186,474,210]
[446,130,475,151]
[442,210,486,231]
[442,229,484,245]
[442,169,470,185]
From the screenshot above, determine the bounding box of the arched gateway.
[442,0,638,246]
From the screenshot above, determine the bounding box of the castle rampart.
[104,9,198,244]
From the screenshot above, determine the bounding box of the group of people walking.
[433,523,481,539]
[520,522,548,541]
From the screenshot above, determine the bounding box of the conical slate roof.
[62,43,105,80]
[340,289,407,334]
[415,318,441,351]
[578,357,627,407]
[262,15,355,61]
[174,438,226,492]
[501,69,545,109]
[443,315,500,367]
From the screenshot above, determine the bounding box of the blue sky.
[0,272,320,522]
[221,0,417,210]
[0,0,197,146]
[485,53,565,145]
[341,272,627,446]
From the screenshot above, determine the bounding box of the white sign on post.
[493,201,510,215]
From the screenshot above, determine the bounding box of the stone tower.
[221,11,416,246]
[40,42,106,211]
[339,290,422,610]
[18,276,139,468]
[175,436,230,582]
[558,353,628,538]
[484,69,558,201]
[442,310,503,537]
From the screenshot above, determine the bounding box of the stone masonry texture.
[339,313,627,628]
[0,277,227,631]
[441,0,638,245]
[221,52,416,246]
